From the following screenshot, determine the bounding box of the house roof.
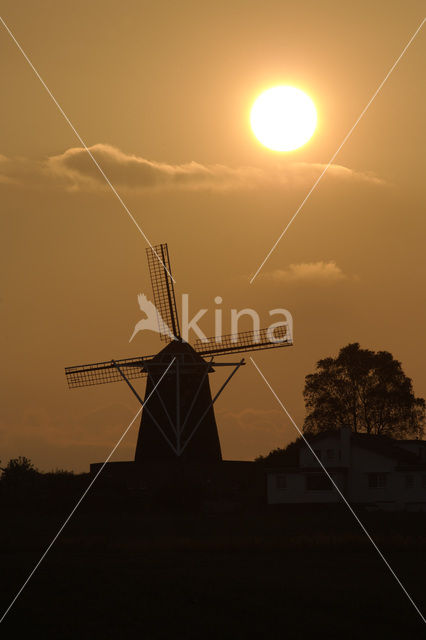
[303,429,425,468]
[351,433,423,466]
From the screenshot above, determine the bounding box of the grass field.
[1,501,425,638]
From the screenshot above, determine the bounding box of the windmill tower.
[65,244,292,467]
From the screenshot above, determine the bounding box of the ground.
[1,496,425,638]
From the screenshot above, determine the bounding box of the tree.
[303,343,425,439]
[256,438,302,467]
[0,456,39,486]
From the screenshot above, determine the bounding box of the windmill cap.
[146,340,214,371]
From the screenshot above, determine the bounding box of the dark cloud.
[0,144,385,192]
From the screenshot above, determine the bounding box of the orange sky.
[0,1,425,471]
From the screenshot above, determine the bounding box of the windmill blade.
[194,325,292,357]
[65,355,153,389]
[146,243,181,341]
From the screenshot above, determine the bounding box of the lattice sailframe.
[146,243,180,341]
[65,356,152,389]
[194,325,292,357]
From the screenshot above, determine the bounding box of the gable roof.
[303,429,424,467]
[351,433,420,466]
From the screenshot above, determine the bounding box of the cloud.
[264,261,354,285]
[0,143,385,192]
[223,407,287,434]
[218,407,294,460]
[46,144,270,191]
[292,162,384,186]
[0,403,135,472]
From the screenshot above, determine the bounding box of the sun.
[250,86,317,152]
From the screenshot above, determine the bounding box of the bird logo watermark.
[130,293,293,345]
[129,294,175,342]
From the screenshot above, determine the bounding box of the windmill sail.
[146,243,181,341]
[65,356,152,388]
[194,325,292,357]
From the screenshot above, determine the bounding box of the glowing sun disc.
[251,86,317,151]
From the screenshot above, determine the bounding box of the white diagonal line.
[0,357,175,625]
[250,356,426,626]
[0,16,175,283]
[250,17,425,284]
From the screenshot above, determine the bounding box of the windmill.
[65,244,292,465]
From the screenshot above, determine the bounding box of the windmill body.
[65,243,292,473]
[135,340,222,463]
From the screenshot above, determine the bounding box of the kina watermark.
[129,293,293,344]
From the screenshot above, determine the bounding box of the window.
[306,473,333,491]
[326,449,335,461]
[367,473,387,489]
[275,474,287,489]
[405,475,414,489]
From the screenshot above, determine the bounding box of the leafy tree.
[303,343,425,438]
[0,456,39,485]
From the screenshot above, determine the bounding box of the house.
[267,426,426,511]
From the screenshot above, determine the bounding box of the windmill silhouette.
[65,243,292,464]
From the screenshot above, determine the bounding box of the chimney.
[340,425,351,466]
